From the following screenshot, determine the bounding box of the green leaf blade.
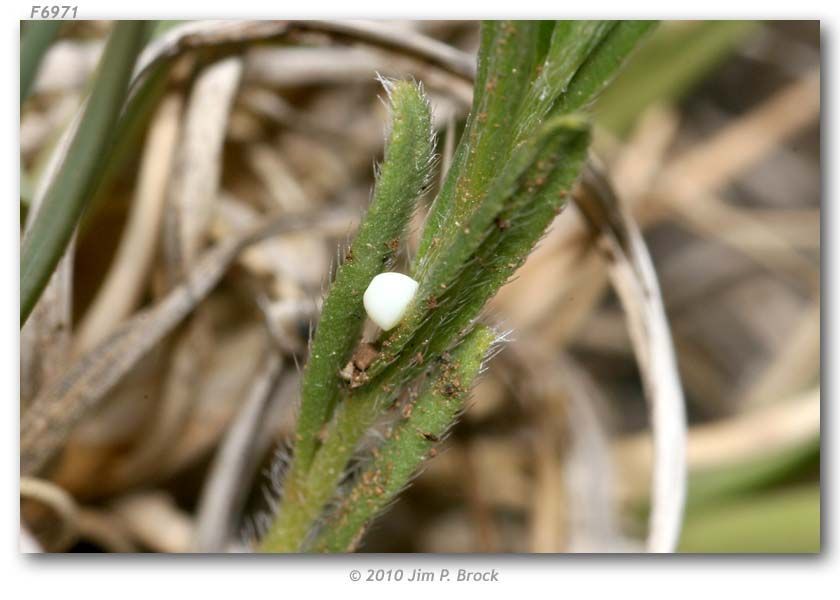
[553,20,659,117]
[20,20,62,105]
[20,21,150,326]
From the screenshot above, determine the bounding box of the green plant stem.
[289,80,433,481]
[259,377,393,551]
[261,350,433,550]
[367,21,651,382]
[20,21,150,326]
[594,21,754,134]
[366,115,589,384]
[514,20,614,137]
[262,326,494,552]
[258,20,656,553]
[311,326,495,552]
[416,117,590,357]
[20,20,62,104]
[551,21,657,117]
[413,21,542,267]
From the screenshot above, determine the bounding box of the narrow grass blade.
[595,21,756,134]
[20,20,62,104]
[679,485,820,553]
[20,21,150,326]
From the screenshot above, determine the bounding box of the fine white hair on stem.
[374,71,396,98]
[577,161,687,553]
[374,73,439,192]
[479,326,511,373]
[191,352,284,552]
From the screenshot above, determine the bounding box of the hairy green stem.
[259,376,393,551]
[366,21,650,381]
[292,80,433,474]
[407,117,591,361]
[413,21,542,267]
[311,325,495,552]
[258,19,656,553]
[275,80,434,532]
[514,20,614,138]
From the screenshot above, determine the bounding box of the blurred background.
[20,20,820,553]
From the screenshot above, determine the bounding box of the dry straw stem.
[74,93,183,352]
[557,354,625,552]
[577,163,686,553]
[494,66,818,432]
[241,45,472,107]
[497,63,820,350]
[22,18,466,330]
[20,209,354,476]
[113,306,215,485]
[111,492,194,553]
[659,69,819,195]
[20,476,79,551]
[615,387,819,504]
[20,55,173,405]
[134,20,476,86]
[737,302,820,408]
[145,323,284,486]
[20,248,73,406]
[511,342,620,552]
[113,56,244,484]
[20,92,80,158]
[75,508,137,553]
[649,69,821,291]
[165,55,243,274]
[192,353,284,552]
[28,38,104,97]
[529,409,566,552]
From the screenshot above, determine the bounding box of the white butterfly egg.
[363,272,419,331]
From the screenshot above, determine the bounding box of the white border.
[2,2,834,599]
